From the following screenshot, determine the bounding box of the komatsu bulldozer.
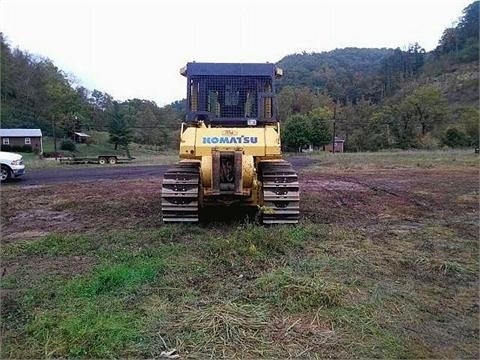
[161,62,299,224]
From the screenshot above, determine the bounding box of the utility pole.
[345,130,348,153]
[53,118,58,160]
[332,101,337,155]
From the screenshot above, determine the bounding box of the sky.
[0,0,473,106]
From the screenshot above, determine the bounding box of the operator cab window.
[224,85,239,106]
[189,76,274,121]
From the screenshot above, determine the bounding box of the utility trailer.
[59,155,135,165]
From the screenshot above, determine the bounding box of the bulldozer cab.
[181,63,282,126]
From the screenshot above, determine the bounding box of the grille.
[220,153,234,184]
[188,75,274,121]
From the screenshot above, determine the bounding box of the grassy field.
[1,150,479,358]
[298,148,479,169]
[20,135,479,170]
[19,132,178,169]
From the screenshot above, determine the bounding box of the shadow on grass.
[199,205,260,225]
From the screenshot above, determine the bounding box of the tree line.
[278,1,479,151]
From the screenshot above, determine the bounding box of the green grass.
[17,140,480,170]
[2,235,185,358]
[3,218,477,358]
[291,148,479,169]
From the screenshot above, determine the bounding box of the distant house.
[73,132,90,143]
[0,128,43,154]
[323,137,345,153]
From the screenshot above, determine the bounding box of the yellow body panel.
[178,122,282,206]
[180,123,281,158]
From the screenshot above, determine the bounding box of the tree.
[402,85,448,136]
[281,114,311,152]
[307,107,332,148]
[277,86,331,120]
[108,102,133,156]
[382,103,418,149]
[435,1,479,62]
[88,89,114,130]
[459,106,480,146]
[457,1,479,47]
[135,105,169,148]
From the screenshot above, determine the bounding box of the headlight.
[247,119,257,126]
[11,159,22,165]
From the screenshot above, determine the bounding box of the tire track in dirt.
[336,177,430,208]
[303,173,430,209]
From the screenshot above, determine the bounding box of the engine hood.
[0,151,23,161]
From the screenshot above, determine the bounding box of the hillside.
[275,2,479,151]
[277,48,394,101]
[412,61,479,109]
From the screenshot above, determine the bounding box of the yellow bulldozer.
[161,62,299,224]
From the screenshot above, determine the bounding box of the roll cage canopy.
[181,62,283,126]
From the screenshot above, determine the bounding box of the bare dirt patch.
[270,315,337,355]
[3,210,77,242]
[300,167,478,229]
[1,178,163,241]
[2,254,96,282]
[302,179,366,191]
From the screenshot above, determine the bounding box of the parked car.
[0,151,26,182]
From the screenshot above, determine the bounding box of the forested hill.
[275,1,479,151]
[277,48,394,101]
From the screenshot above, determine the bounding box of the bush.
[459,107,480,147]
[0,144,32,152]
[60,139,76,151]
[442,128,469,148]
[42,151,66,158]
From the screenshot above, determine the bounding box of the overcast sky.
[0,0,472,105]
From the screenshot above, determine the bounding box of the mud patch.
[302,179,366,192]
[2,230,50,242]
[20,185,44,190]
[3,209,78,242]
[11,209,74,222]
[2,255,96,283]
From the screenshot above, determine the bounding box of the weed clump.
[205,223,316,269]
[164,301,272,357]
[253,268,344,312]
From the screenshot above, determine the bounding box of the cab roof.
[181,62,282,77]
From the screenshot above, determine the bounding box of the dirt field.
[1,151,479,358]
